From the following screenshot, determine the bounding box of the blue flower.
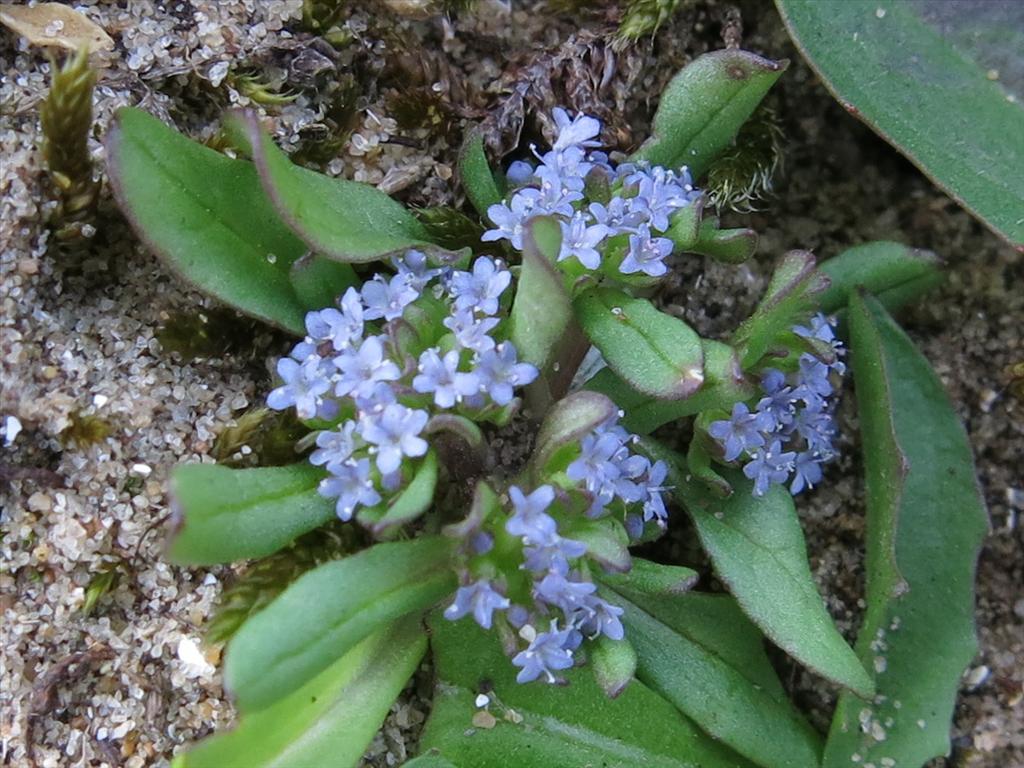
[577,596,625,641]
[551,107,602,151]
[506,485,558,545]
[361,274,419,321]
[534,571,597,615]
[444,579,510,629]
[449,256,511,316]
[790,451,824,495]
[795,353,833,400]
[505,160,535,186]
[708,402,773,462]
[512,620,576,683]
[413,348,479,409]
[522,536,588,575]
[392,249,444,292]
[620,228,674,277]
[267,356,333,421]
[359,403,429,474]
[640,459,670,525]
[475,343,538,406]
[443,308,499,353]
[309,422,358,472]
[318,458,381,521]
[743,439,796,497]
[557,212,609,270]
[482,193,541,250]
[333,336,401,400]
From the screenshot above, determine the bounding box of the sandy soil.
[1,1,1020,767]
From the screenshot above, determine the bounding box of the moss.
[59,411,114,448]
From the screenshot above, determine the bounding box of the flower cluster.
[483,108,701,279]
[445,415,669,684]
[267,251,538,520]
[709,314,845,496]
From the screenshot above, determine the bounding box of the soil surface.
[1,2,1020,767]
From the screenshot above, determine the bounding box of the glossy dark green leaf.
[288,252,358,311]
[599,587,822,768]
[357,450,439,536]
[823,293,988,766]
[574,287,704,400]
[632,50,788,178]
[168,463,333,566]
[174,618,425,768]
[654,449,875,699]
[776,0,1024,248]
[226,537,455,713]
[732,250,829,368]
[417,612,755,768]
[225,110,433,263]
[458,129,504,219]
[105,108,309,333]
[817,241,942,314]
[586,339,754,434]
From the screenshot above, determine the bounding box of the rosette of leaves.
[104,47,984,768]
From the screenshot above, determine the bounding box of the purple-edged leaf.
[776,0,1024,248]
[574,288,704,400]
[226,537,455,713]
[225,110,434,263]
[591,635,638,699]
[105,108,309,333]
[532,390,617,479]
[818,241,942,314]
[823,293,988,766]
[175,618,425,768]
[632,50,788,178]
[458,128,505,219]
[599,557,699,598]
[732,250,829,368]
[168,463,333,566]
[587,339,753,434]
[689,219,758,264]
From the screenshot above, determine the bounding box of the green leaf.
[665,196,706,250]
[598,586,823,768]
[775,0,1024,248]
[357,450,439,536]
[510,217,577,377]
[689,219,758,264]
[655,448,875,699]
[574,287,704,400]
[168,463,334,566]
[105,108,309,333]
[288,253,358,311]
[226,537,455,713]
[631,50,788,178]
[175,618,425,768]
[587,339,754,434]
[817,241,943,315]
[732,250,829,368]
[599,557,699,597]
[418,612,755,768]
[225,109,433,263]
[823,293,988,766]
[564,516,631,573]
[458,128,504,218]
[591,635,638,699]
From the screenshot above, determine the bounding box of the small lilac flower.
[309,422,358,472]
[792,404,837,456]
[506,485,558,545]
[794,313,838,345]
[267,356,332,420]
[361,274,419,321]
[506,160,535,186]
[522,536,588,575]
[533,164,586,208]
[577,596,625,641]
[443,309,499,353]
[334,336,401,399]
[796,353,833,400]
[482,193,541,250]
[708,402,773,462]
[392,250,443,292]
[534,572,597,615]
[743,439,796,497]
[444,580,511,629]
[790,451,824,495]
[640,460,670,524]
[413,348,479,408]
[450,257,512,316]
[359,403,429,474]
[512,620,576,683]
[567,430,626,513]
[475,343,538,406]
[318,458,380,521]
[551,107,602,151]
[352,380,397,415]
[620,229,673,277]
[557,212,609,270]
[756,371,797,429]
